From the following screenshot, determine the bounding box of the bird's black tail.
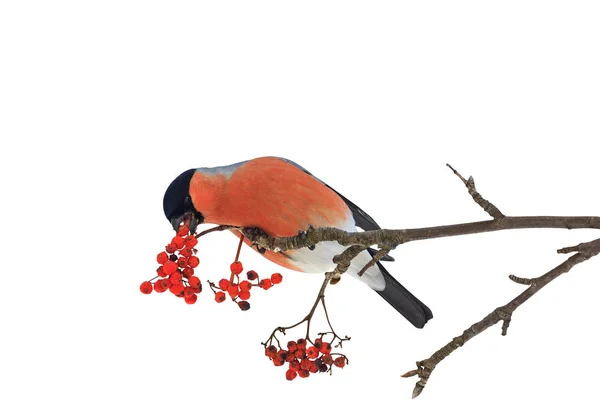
[375,263,433,328]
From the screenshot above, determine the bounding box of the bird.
[162,156,432,328]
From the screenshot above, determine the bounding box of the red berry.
[184,294,197,304]
[169,271,183,285]
[272,355,285,367]
[287,341,298,352]
[214,291,226,303]
[188,256,200,268]
[259,278,272,290]
[154,279,170,293]
[319,342,331,355]
[156,266,167,278]
[239,280,252,292]
[156,252,168,264]
[180,247,193,258]
[321,355,333,365]
[230,261,243,275]
[169,283,184,296]
[182,267,194,278]
[139,281,153,294]
[306,346,319,359]
[285,369,297,381]
[246,270,258,280]
[265,345,278,358]
[183,287,195,297]
[177,257,188,268]
[184,235,198,248]
[238,290,251,300]
[165,243,176,254]
[333,356,346,368]
[309,362,319,374]
[298,370,310,378]
[288,360,300,371]
[218,279,230,291]
[227,284,239,298]
[237,300,250,311]
[294,349,305,359]
[188,276,201,288]
[171,236,185,249]
[296,338,307,350]
[162,260,177,275]
[177,225,189,236]
[271,273,283,284]
[300,358,312,370]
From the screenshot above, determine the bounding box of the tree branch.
[402,237,600,397]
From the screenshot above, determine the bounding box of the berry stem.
[234,233,244,262]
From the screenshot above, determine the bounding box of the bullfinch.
[163,156,432,328]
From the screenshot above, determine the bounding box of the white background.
[2,1,599,399]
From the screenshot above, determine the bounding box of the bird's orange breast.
[217,157,351,237]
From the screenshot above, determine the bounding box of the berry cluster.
[139,225,202,304]
[209,261,283,311]
[264,337,347,380]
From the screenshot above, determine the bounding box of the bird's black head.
[163,169,204,234]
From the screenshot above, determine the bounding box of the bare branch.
[402,237,600,397]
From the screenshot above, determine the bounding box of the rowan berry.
[171,236,184,249]
[162,260,177,275]
[246,270,258,281]
[156,266,167,277]
[227,284,239,298]
[294,349,305,359]
[318,363,328,373]
[139,281,153,294]
[287,341,297,352]
[218,279,230,291]
[156,252,168,264]
[259,278,272,290]
[298,370,310,378]
[238,290,251,300]
[154,279,170,293]
[177,257,188,268]
[165,243,176,254]
[272,356,285,367]
[184,235,198,248]
[177,225,189,236]
[184,294,197,304]
[271,273,283,284]
[230,261,243,275]
[182,267,194,278]
[306,346,319,359]
[321,354,333,365]
[334,356,346,368]
[296,338,307,350]
[169,283,184,296]
[265,345,278,358]
[214,291,226,303]
[285,369,297,381]
[180,247,193,258]
[309,362,319,374]
[237,301,250,311]
[169,271,183,285]
[188,276,201,288]
[188,256,199,268]
[288,360,300,371]
[183,287,195,297]
[239,280,252,291]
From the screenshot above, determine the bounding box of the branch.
[402,237,600,398]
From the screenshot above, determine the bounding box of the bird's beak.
[170,212,202,234]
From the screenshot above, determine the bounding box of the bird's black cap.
[163,169,204,233]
